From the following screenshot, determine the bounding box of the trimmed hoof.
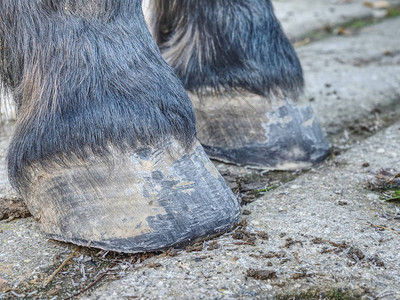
[22,140,239,253]
[190,92,330,169]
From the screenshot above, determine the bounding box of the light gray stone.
[0,218,68,297]
[298,17,400,134]
[273,0,400,40]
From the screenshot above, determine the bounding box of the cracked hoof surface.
[22,140,240,253]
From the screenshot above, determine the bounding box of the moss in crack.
[237,170,301,205]
[252,184,281,195]
[277,287,366,300]
[293,5,400,45]
[381,189,400,203]
[2,245,160,299]
[387,7,400,18]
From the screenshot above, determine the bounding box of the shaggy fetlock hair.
[0,0,196,193]
[145,0,303,98]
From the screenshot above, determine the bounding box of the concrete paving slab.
[298,17,400,134]
[85,120,400,300]
[0,219,67,291]
[273,0,400,40]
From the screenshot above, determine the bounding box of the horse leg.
[144,0,330,169]
[0,0,239,252]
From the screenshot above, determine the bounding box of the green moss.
[252,184,280,195]
[387,7,400,18]
[346,19,375,29]
[324,289,359,300]
[385,190,400,202]
[294,6,400,46]
[277,288,363,300]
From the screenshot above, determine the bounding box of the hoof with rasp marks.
[22,140,240,253]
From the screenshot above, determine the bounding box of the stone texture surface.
[85,120,400,300]
[0,219,67,289]
[299,17,400,135]
[273,0,400,40]
[0,126,14,198]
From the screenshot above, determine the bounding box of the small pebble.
[242,210,252,215]
[377,148,385,154]
[247,269,277,280]
[347,247,365,261]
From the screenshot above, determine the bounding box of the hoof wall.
[191,92,330,169]
[23,140,239,253]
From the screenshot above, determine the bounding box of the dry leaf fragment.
[0,278,10,293]
[375,169,395,182]
[363,1,390,9]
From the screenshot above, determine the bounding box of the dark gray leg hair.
[0,0,196,193]
[144,0,330,169]
[0,0,241,253]
[145,0,304,98]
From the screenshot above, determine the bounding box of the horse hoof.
[22,140,239,253]
[190,92,331,170]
